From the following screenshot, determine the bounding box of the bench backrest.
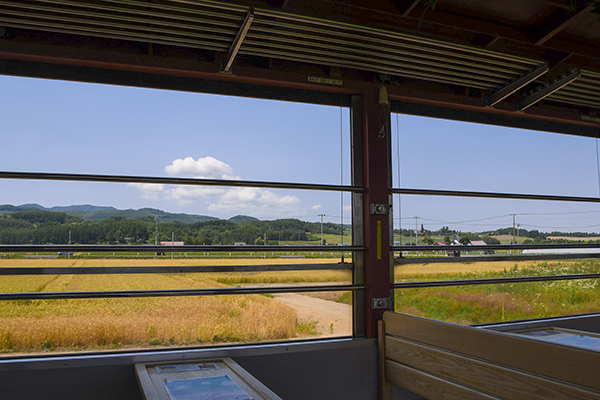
[378,311,600,400]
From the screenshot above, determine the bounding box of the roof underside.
[1,0,600,132]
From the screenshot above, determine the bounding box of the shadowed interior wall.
[0,340,393,400]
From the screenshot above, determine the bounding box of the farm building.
[2,1,600,400]
[470,240,487,246]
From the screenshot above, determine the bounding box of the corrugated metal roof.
[3,0,600,112]
[0,0,542,91]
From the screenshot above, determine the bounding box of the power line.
[521,222,600,230]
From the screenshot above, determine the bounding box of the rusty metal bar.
[487,63,549,107]
[517,69,581,111]
[220,8,254,73]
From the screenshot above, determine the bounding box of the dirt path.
[275,293,352,337]
[241,283,352,337]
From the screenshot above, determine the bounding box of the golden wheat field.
[394,260,539,277]
[0,258,350,354]
[1,258,541,354]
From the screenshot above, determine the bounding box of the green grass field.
[395,260,600,324]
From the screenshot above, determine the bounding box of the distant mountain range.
[0,204,259,223]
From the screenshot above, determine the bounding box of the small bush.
[296,320,319,336]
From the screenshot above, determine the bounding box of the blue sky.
[393,114,600,234]
[0,75,352,225]
[1,74,600,233]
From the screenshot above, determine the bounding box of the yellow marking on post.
[377,220,382,260]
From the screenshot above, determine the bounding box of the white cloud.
[127,183,165,200]
[167,186,227,202]
[312,204,322,210]
[343,205,352,212]
[165,156,239,179]
[207,188,300,217]
[130,156,302,216]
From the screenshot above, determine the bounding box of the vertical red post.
[361,88,393,338]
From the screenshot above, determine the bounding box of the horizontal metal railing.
[396,253,600,263]
[0,284,363,301]
[394,243,600,252]
[394,274,600,289]
[0,245,359,299]
[392,187,600,203]
[394,243,600,262]
[0,248,358,300]
[0,171,361,192]
[0,262,353,275]
[0,244,361,253]
[394,242,600,290]
[0,170,362,303]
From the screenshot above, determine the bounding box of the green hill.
[229,215,260,222]
[1,204,217,223]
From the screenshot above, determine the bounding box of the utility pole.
[516,223,521,244]
[319,214,325,245]
[154,215,160,245]
[508,214,517,254]
[413,216,420,246]
[154,215,160,256]
[512,214,516,246]
[318,214,325,255]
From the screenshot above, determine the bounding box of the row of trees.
[5,210,598,246]
[0,211,344,245]
[394,226,600,245]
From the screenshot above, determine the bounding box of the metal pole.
[172,231,174,260]
[414,216,419,246]
[154,215,159,256]
[154,216,159,246]
[319,213,325,245]
[360,88,392,337]
[512,214,516,253]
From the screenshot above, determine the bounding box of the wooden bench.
[378,311,600,400]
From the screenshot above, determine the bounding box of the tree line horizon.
[1,210,599,246]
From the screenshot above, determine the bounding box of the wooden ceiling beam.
[535,4,594,46]
[389,0,422,17]
[398,7,600,63]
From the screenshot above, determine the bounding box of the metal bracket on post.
[370,204,391,215]
[220,9,254,74]
[371,297,392,309]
